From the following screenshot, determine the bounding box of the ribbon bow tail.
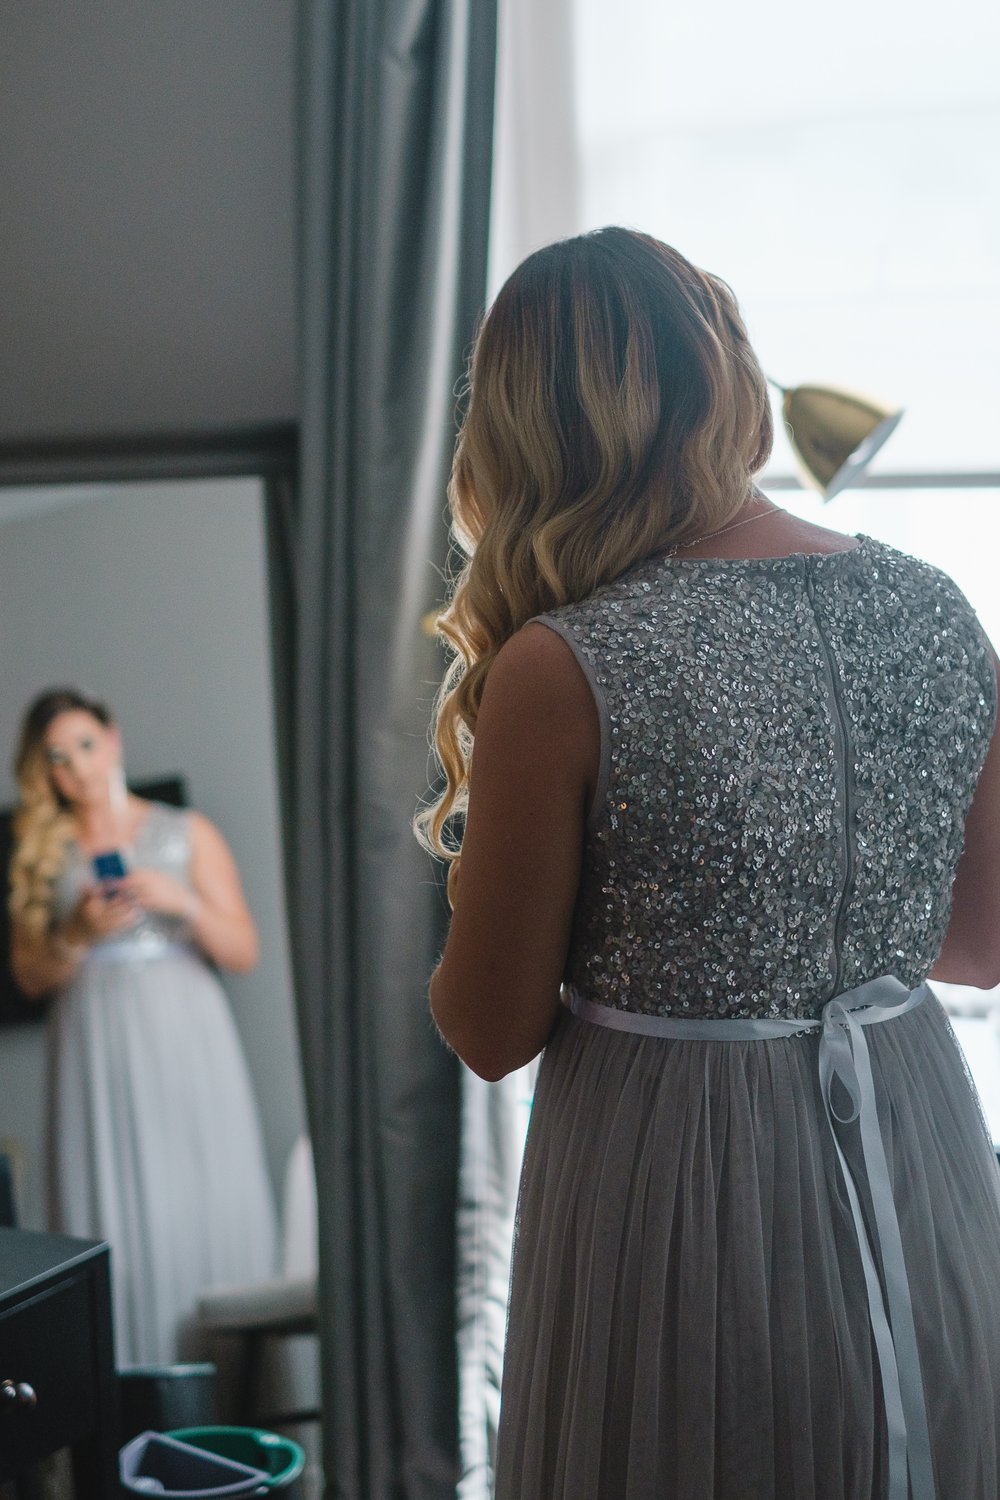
[817,996,936,1500]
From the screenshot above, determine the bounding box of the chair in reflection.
[197,1135,319,1428]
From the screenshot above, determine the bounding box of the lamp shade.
[779,384,904,502]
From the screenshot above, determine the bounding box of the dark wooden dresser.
[0,1228,117,1497]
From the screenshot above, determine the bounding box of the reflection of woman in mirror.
[8,686,277,1365]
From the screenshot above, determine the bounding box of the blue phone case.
[92,850,128,883]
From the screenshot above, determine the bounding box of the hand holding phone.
[92,849,129,898]
[62,877,139,948]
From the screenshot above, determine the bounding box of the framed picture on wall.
[0,775,188,1025]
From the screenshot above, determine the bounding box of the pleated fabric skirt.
[47,948,278,1367]
[494,991,1000,1500]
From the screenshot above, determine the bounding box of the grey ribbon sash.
[563,974,936,1500]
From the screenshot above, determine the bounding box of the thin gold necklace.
[662,503,779,558]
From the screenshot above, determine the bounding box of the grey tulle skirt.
[494,991,1000,1500]
[48,947,278,1366]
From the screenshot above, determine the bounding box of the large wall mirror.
[0,0,316,1485]
[0,474,304,1228]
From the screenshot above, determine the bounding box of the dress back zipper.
[804,556,856,997]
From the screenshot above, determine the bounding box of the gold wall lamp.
[771,381,904,502]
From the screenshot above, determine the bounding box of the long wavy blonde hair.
[415,228,774,901]
[9,688,115,940]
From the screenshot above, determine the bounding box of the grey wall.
[0,1,296,442]
[0,477,305,1229]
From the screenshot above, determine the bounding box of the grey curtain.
[277,4,498,1497]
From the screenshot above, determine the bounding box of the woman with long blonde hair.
[420,228,1000,1498]
[10,686,277,1366]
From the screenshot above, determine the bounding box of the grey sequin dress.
[48,801,277,1366]
[493,535,1000,1500]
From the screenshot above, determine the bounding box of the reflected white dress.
[48,800,278,1367]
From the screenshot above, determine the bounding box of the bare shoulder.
[185,809,231,857]
[481,620,594,723]
[473,620,600,808]
[677,503,861,560]
[765,510,859,554]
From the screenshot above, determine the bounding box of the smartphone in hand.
[92,849,129,899]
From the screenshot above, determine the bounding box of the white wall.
[0,476,305,1228]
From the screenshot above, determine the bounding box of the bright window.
[572,0,1000,476]
[570,0,1000,1132]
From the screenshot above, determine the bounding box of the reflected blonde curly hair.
[9,688,115,940]
[415,228,774,903]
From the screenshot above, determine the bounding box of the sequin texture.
[540,536,997,1020]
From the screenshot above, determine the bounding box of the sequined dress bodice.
[53,800,197,960]
[540,535,996,1021]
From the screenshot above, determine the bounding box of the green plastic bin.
[168,1427,305,1493]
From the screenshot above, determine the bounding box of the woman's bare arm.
[929,648,1000,989]
[429,622,600,1081]
[11,918,86,998]
[184,813,260,973]
[114,814,259,973]
[10,885,137,998]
